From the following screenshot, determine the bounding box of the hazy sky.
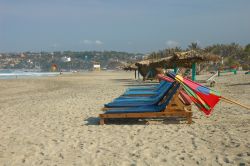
[0,0,250,53]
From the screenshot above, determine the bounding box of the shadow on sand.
[84,117,187,125]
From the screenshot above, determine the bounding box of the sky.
[0,0,250,53]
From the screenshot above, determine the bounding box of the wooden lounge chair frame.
[99,89,192,125]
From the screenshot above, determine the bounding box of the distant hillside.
[1,43,249,71]
[0,51,144,71]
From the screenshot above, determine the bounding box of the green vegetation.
[147,43,250,70]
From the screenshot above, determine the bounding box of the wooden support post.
[187,112,192,124]
[134,70,137,79]
[138,70,140,79]
[100,118,105,125]
[174,65,178,74]
[192,62,196,81]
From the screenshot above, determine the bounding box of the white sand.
[0,71,249,165]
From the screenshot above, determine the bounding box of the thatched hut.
[135,58,171,80]
[134,60,151,78]
[135,50,220,80]
[123,63,138,71]
[170,50,220,68]
[123,63,141,79]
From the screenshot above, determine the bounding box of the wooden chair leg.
[187,113,192,124]
[100,118,105,125]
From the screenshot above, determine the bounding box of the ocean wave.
[0,72,60,79]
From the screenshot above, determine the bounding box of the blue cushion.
[105,83,173,108]
[104,83,180,114]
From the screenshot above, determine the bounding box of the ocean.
[0,69,60,79]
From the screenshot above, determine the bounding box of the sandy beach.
[0,71,249,165]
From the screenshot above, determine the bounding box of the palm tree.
[173,46,182,52]
[245,44,250,53]
[188,42,200,50]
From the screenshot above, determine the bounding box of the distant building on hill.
[92,61,101,71]
[61,56,71,62]
[20,53,26,58]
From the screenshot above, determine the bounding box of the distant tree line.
[1,43,250,71]
[147,43,250,70]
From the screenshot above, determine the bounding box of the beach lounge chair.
[104,88,192,110]
[115,75,175,100]
[99,83,192,125]
[123,82,167,96]
[121,75,174,96]
[115,82,172,100]
[126,80,166,92]
[103,76,176,109]
[103,81,174,108]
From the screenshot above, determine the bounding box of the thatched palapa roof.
[135,50,220,79]
[123,63,138,71]
[171,50,220,67]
